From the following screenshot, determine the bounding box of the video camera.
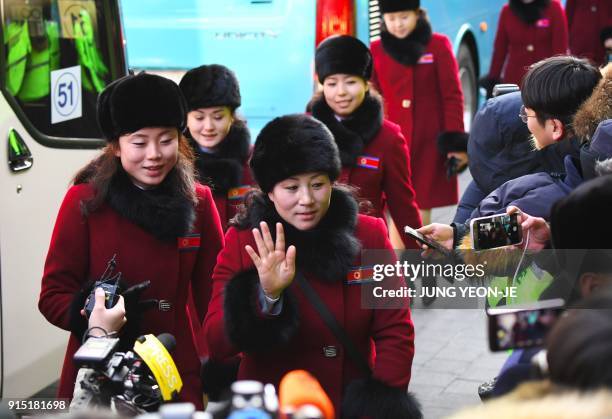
[71,333,183,416]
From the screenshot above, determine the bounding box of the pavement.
[408,170,507,419]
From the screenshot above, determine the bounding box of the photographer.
[419,56,602,250]
[487,170,612,397]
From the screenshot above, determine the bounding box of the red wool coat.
[212,164,254,232]
[338,120,422,248]
[371,34,465,209]
[39,183,224,409]
[566,0,612,66]
[489,1,569,85]
[203,214,415,415]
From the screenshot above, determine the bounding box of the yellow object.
[133,334,183,401]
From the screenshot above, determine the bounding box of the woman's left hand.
[245,222,296,299]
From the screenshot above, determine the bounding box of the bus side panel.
[0,95,98,397]
[123,0,317,138]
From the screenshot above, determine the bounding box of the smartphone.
[470,213,522,250]
[487,299,565,351]
[404,226,451,256]
[492,83,519,98]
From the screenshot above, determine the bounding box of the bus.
[0,0,127,397]
[121,0,508,135]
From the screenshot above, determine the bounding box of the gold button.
[402,99,411,108]
[526,44,534,52]
[591,5,597,12]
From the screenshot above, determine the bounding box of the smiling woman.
[115,127,180,189]
[38,73,224,409]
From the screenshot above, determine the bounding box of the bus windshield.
[2,0,126,140]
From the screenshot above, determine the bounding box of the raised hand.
[245,222,296,299]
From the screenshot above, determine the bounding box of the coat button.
[591,5,597,12]
[526,44,534,52]
[402,99,411,108]
[323,346,338,357]
[158,300,172,311]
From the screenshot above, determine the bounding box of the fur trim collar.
[311,92,383,166]
[380,11,432,66]
[191,120,251,193]
[107,168,195,242]
[573,65,612,142]
[235,187,360,282]
[509,0,551,25]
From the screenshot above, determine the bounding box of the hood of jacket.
[573,64,612,142]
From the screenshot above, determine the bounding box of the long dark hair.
[73,132,197,216]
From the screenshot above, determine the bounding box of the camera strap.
[295,271,372,377]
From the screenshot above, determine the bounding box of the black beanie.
[250,114,341,193]
[379,0,420,13]
[97,73,187,141]
[179,64,241,111]
[315,35,372,83]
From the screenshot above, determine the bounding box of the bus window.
[2,0,126,141]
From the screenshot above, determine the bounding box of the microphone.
[72,332,182,413]
[133,334,183,402]
[279,370,334,419]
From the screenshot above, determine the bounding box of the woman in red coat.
[179,64,254,232]
[370,0,468,224]
[566,0,612,66]
[38,73,224,409]
[203,114,418,418]
[482,0,568,91]
[311,34,422,248]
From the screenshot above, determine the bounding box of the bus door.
[0,0,127,397]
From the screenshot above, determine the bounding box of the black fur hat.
[97,73,187,141]
[179,64,241,111]
[315,35,372,83]
[250,114,341,193]
[379,0,420,13]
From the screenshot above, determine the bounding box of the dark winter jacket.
[468,91,578,196]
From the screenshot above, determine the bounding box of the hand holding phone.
[405,225,452,256]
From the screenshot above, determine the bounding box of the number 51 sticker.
[51,65,82,124]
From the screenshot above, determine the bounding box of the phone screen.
[472,213,522,250]
[488,305,564,351]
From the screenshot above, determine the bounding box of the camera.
[72,333,182,415]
